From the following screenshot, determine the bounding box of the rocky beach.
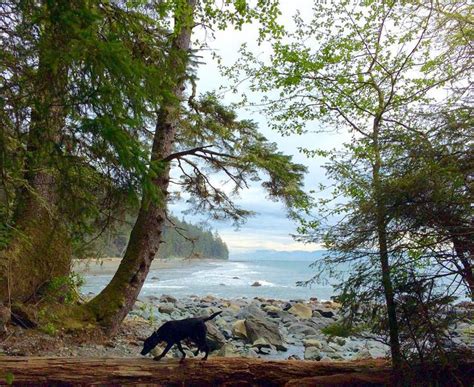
[1,259,471,363]
[2,293,472,362]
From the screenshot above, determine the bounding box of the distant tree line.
[96,216,228,260]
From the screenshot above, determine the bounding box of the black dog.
[141,311,222,361]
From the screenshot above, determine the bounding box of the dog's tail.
[202,311,222,322]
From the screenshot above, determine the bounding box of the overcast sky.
[170,1,345,253]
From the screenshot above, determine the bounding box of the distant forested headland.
[94,216,228,260]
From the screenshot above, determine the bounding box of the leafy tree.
[85,0,307,334]
[382,108,473,300]
[225,0,472,376]
[0,0,167,302]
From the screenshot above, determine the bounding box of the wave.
[143,284,186,289]
[253,280,277,287]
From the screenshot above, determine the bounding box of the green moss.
[40,322,58,336]
[1,213,72,302]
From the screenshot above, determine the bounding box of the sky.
[170,1,346,253]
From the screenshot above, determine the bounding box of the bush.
[321,322,356,338]
[43,273,85,304]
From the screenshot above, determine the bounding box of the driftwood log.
[0,357,472,386]
[0,357,392,386]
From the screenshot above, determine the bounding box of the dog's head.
[140,331,162,356]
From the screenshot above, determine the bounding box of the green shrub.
[41,322,58,336]
[43,273,85,304]
[321,322,355,338]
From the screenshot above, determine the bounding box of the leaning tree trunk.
[0,5,72,304]
[87,0,196,335]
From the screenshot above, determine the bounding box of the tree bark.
[86,0,196,334]
[0,2,72,304]
[371,117,403,377]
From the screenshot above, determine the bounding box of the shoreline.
[73,257,226,276]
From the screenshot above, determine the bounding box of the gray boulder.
[304,346,322,361]
[287,323,318,336]
[205,322,226,351]
[237,303,266,320]
[160,294,177,303]
[158,304,175,314]
[244,316,286,351]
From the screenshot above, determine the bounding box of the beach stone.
[205,322,226,351]
[160,294,177,303]
[319,301,341,311]
[215,318,228,329]
[232,319,248,339]
[355,348,373,360]
[328,352,344,360]
[328,342,343,352]
[287,324,318,336]
[288,303,312,319]
[158,304,174,314]
[226,303,241,314]
[288,354,301,360]
[304,346,322,361]
[263,305,283,316]
[244,316,286,351]
[309,318,329,329]
[252,337,273,349]
[281,314,298,325]
[314,308,334,318]
[237,303,266,320]
[335,337,346,346]
[303,339,322,348]
[215,343,240,357]
[252,338,275,354]
[201,295,217,303]
[251,281,262,287]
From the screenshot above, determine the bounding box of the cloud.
[219,230,321,253]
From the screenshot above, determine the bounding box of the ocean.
[81,258,335,301]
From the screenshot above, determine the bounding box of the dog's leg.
[153,342,173,361]
[176,341,186,361]
[193,348,200,356]
[201,342,210,361]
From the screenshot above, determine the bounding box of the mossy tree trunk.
[86,0,196,335]
[0,2,73,304]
